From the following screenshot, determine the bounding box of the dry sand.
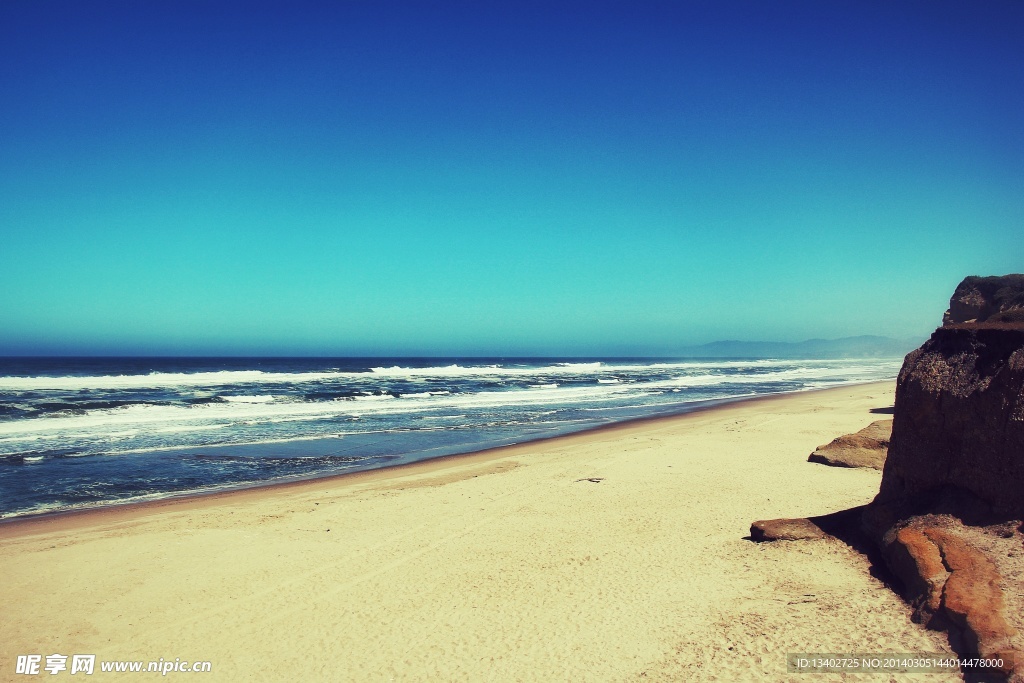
[0,382,962,682]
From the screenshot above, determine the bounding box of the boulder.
[809,419,891,469]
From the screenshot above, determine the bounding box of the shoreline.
[2,378,962,681]
[0,380,890,535]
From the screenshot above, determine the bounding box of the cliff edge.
[943,274,1024,327]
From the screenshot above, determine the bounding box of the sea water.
[0,356,902,518]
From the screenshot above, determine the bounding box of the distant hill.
[677,335,923,359]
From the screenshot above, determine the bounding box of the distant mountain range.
[678,335,924,359]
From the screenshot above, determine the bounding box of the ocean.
[0,356,902,519]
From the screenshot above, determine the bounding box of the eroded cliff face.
[750,275,1024,680]
[876,326,1024,519]
[868,275,1024,682]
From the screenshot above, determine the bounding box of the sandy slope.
[0,382,962,681]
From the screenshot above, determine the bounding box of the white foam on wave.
[0,381,645,441]
[368,363,605,378]
[645,360,902,390]
[0,358,897,391]
[0,370,354,391]
[370,359,870,380]
[364,360,794,378]
[0,359,901,456]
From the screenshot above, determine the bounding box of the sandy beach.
[0,381,961,682]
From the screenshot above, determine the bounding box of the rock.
[751,276,1024,679]
[929,527,1017,664]
[884,525,948,625]
[943,274,1024,327]
[863,275,1024,681]
[809,419,891,469]
[875,325,1024,519]
[750,517,826,542]
[879,518,1019,680]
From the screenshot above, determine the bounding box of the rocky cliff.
[869,275,1024,681]
[876,276,1024,520]
[750,276,1024,681]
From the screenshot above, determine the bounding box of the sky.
[1,1,1021,356]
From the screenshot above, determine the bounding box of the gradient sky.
[1,1,1021,356]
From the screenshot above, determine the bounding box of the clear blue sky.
[1,1,1021,356]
